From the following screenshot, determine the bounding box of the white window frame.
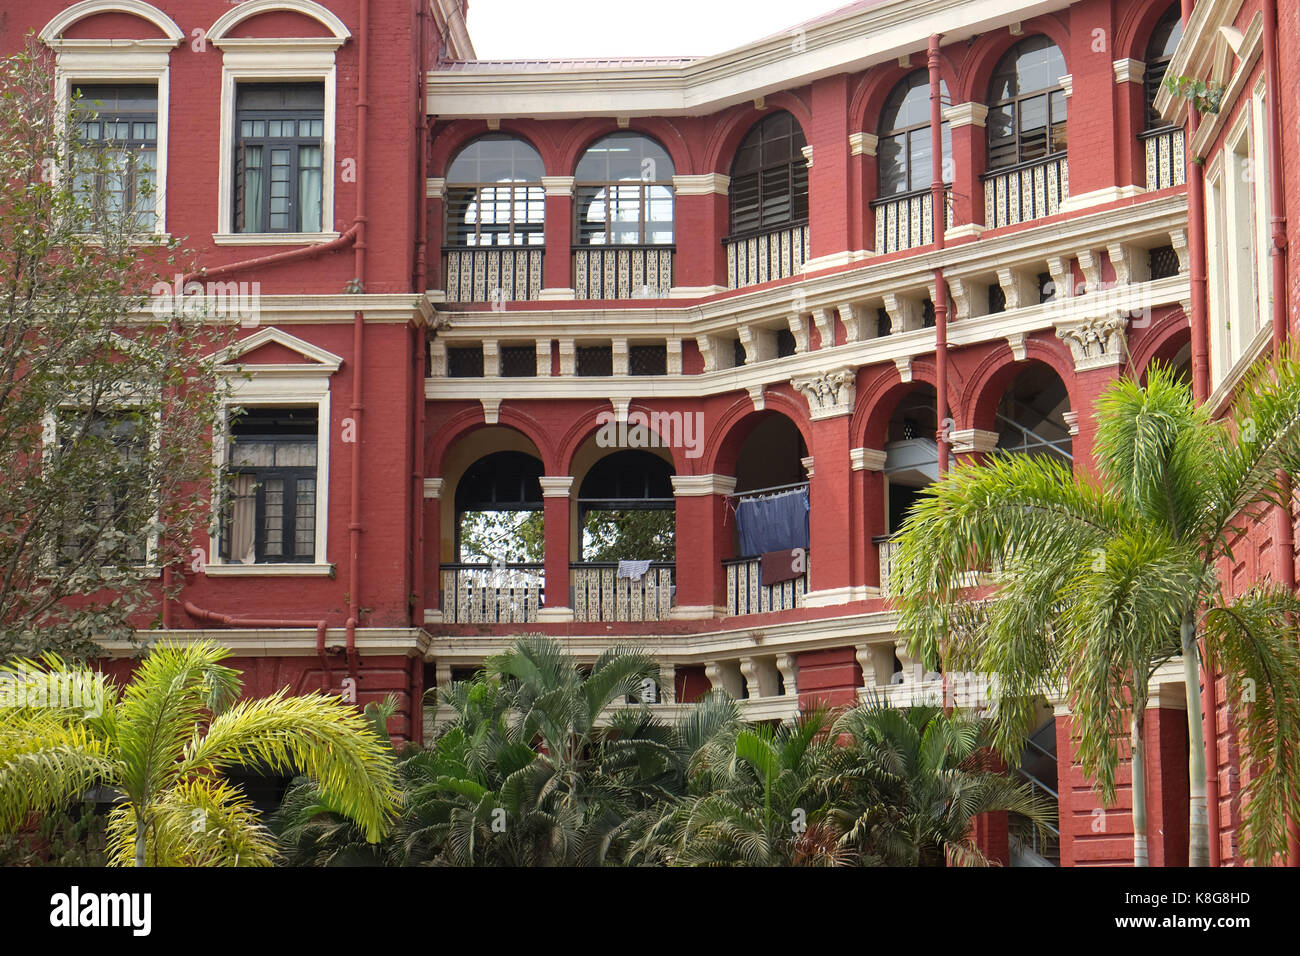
[1224,110,1258,366]
[206,329,342,575]
[209,2,350,245]
[40,2,182,239]
[1250,78,1273,338]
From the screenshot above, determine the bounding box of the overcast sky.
[465,0,858,59]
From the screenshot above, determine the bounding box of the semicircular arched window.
[878,71,952,196]
[575,133,675,246]
[728,111,808,237]
[445,134,545,247]
[986,36,1068,170]
[1144,5,1183,130]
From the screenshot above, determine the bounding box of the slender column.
[538,476,573,617]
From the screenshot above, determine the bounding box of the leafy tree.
[0,47,231,659]
[582,509,675,562]
[892,360,1300,865]
[0,640,399,866]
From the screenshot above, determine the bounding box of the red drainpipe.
[182,601,332,691]
[1261,0,1299,867]
[1180,0,1220,868]
[928,34,949,478]
[344,0,371,679]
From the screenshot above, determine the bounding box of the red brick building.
[5,0,1292,866]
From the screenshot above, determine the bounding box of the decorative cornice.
[538,476,574,497]
[800,145,814,167]
[1059,74,1073,98]
[670,474,737,496]
[949,428,1000,454]
[1055,314,1127,371]
[791,367,856,420]
[541,176,575,198]
[942,102,987,129]
[426,177,445,200]
[850,447,888,471]
[423,478,444,499]
[672,173,729,196]
[1113,58,1145,85]
[849,132,879,157]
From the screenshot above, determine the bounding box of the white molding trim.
[103,627,429,659]
[949,428,999,454]
[212,231,341,246]
[849,132,879,157]
[669,285,727,298]
[850,447,887,472]
[541,175,575,198]
[1057,184,1145,213]
[215,43,341,237]
[40,1,184,44]
[944,223,985,241]
[801,250,872,272]
[669,605,724,620]
[538,476,574,497]
[1059,73,1073,98]
[672,173,729,196]
[423,478,444,500]
[210,326,344,372]
[1113,58,1145,85]
[803,586,875,607]
[942,101,988,129]
[670,474,737,496]
[208,0,352,43]
[537,607,575,623]
[203,563,335,577]
[426,177,446,200]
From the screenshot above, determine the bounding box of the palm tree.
[0,640,399,866]
[829,700,1055,866]
[892,358,1300,865]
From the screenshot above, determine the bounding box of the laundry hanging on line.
[617,559,652,581]
[735,486,809,557]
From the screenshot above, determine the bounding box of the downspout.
[412,0,430,624]
[345,0,371,679]
[1262,0,1299,868]
[182,602,331,691]
[1181,0,1220,868]
[928,34,953,714]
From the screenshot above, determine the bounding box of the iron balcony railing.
[572,245,674,299]
[571,561,674,622]
[443,246,543,303]
[723,222,809,289]
[1139,126,1185,192]
[723,554,807,616]
[440,563,544,623]
[982,153,1069,228]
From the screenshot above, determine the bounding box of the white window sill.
[212,232,339,246]
[203,563,335,577]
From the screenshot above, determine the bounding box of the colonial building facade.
[6,0,1295,866]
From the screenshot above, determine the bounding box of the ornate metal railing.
[571,562,674,622]
[723,223,809,289]
[723,555,807,616]
[1140,126,1185,192]
[572,245,673,299]
[440,563,544,623]
[876,535,901,599]
[443,247,543,303]
[871,186,952,254]
[983,153,1069,228]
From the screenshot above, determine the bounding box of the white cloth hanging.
[617,559,652,581]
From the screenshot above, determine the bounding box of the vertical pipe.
[928,34,949,477]
[1262,0,1299,867]
[1180,0,1220,868]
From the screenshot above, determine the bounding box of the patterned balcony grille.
[571,563,675,622]
[871,187,952,253]
[576,345,613,376]
[983,154,1069,228]
[1149,244,1181,280]
[724,556,806,616]
[573,246,673,299]
[447,346,483,378]
[724,223,809,289]
[443,247,543,303]
[629,344,667,376]
[440,564,544,623]
[1141,127,1185,192]
[500,344,537,377]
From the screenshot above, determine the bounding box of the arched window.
[445,134,545,247]
[1145,5,1183,130]
[729,111,808,236]
[986,36,1068,170]
[576,133,675,246]
[878,72,952,196]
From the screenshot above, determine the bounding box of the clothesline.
[727,480,810,501]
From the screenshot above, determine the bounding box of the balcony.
[723,555,807,616]
[1140,127,1185,192]
[724,223,809,289]
[571,562,675,622]
[875,536,901,599]
[871,187,952,254]
[982,154,1068,229]
[573,245,674,299]
[443,247,543,303]
[440,563,544,623]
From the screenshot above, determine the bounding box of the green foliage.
[0,641,399,866]
[458,511,544,564]
[0,800,108,866]
[582,509,675,562]
[1163,73,1225,115]
[0,46,233,659]
[892,356,1300,864]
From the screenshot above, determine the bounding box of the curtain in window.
[227,473,257,564]
[240,145,264,232]
[735,487,810,557]
[298,146,323,232]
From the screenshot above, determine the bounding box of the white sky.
[465,0,858,60]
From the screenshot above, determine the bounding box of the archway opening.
[994,364,1072,464]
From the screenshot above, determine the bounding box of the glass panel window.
[234,84,325,233]
[877,72,951,195]
[1145,5,1184,130]
[986,36,1068,170]
[57,410,149,565]
[72,84,159,232]
[445,134,545,246]
[728,111,809,235]
[222,407,319,564]
[576,133,675,246]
